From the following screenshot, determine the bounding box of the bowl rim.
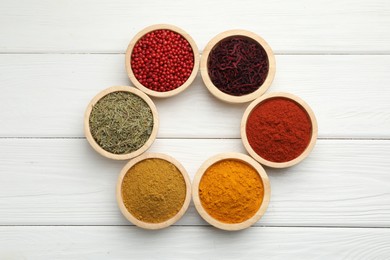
[241,92,318,168]
[125,24,200,98]
[192,152,271,231]
[200,29,276,104]
[116,153,192,229]
[84,86,159,160]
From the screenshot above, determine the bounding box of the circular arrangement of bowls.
[84,25,318,231]
[84,86,159,160]
[116,153,192,230]
[125,24,200,98]
[241,92,318,168]
[200,30,276,103]
[192,153,270,231]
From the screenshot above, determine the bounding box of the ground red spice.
[246,97,312,162]
[131,29,194,92]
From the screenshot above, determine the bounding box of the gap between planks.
[0,224,388,229]
[0,137,389,141]
[1,52,390,55]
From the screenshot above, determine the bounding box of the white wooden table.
[1,0,390,258]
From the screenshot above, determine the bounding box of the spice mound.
[199,159,264,224]
[207,36,269,96]
[89,91,153,154]
[131,29,194,92]
[246,97,312,162]
[121,158,186,223]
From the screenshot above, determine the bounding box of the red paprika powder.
[246,97,312,163]
[131,29,194,92]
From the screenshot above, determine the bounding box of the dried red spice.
[131,29,194,92]
[246,97,312,162]
[207,36,269,96]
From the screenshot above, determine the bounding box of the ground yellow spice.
[121,158,186,223]
[199,159,264,224]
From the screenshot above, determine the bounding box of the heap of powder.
[207,36,269,96]
[246,97,312,162]
[131,29,194,92]
[199,159,264,224]
[89,91,153,154]
[121,158,186,223]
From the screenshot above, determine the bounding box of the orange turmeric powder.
[199,159,264,224]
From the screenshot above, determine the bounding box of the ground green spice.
[121,158,186,223]
[89,91,153,154]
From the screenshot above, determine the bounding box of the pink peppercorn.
[131,29,194,92]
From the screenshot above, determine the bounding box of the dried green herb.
[89,91,153,154]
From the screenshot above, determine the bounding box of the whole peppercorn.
[131,29,195,92]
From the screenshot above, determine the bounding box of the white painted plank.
[0,138,389,227]
[0,0,389,53]
[0,54,389,138]
[0,226,389,259]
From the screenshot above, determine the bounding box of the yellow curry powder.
[121,158,186,223]
[199,159,264,224]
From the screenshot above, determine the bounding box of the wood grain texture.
[0,54,389,138]
[0,0,389,53]
[1,0,389,258]
[0,226,389,259]
[0,138,389,227]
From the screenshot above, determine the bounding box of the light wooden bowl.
[241,92,318,168]
[84,86,159,160]
[192,153,270,231]
[116,153,192,230]
[200,30,275,103]
[125,24,200,98]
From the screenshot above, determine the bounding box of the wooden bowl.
[125,24,200,98]
[192,153,270,231]
[241,92,318,168]
[84,86,159,160]
[200,30,275,103]
[116,153,192,230]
